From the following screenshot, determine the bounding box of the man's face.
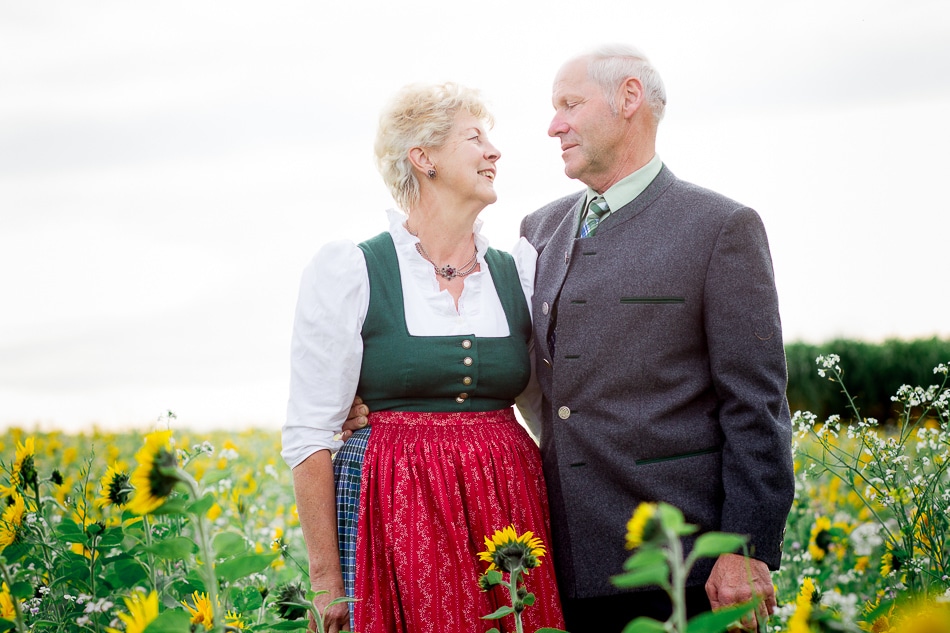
[548,58,624,192]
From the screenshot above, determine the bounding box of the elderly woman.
[281,83,564,633]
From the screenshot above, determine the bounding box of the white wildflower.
[219,447,239,461]
[850,522,884,556]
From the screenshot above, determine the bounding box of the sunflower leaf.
[213,531,248,558]
[481,605,515,620]
[623,546,666,571]
[216,552,280,583]
[621,616,667,633]
[188,491,217,515]
[142,608,193,632]
[689,532,747,559]
[611,563,670,590]
[684,600,755,633]
[146,536,198,560]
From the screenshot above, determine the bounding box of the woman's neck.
[406,201,479,264]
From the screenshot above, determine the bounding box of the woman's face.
[427,110,501,209]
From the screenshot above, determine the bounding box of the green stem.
[0,557,28,633]
[509,567,525,633]
[88,531,99,598]
[664,525,687,633]
[142,514,158,593]
[179,470,225,632]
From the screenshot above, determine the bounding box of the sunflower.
[625,502,659,550]
[182,590,216,630]
[127,430,181,515]
[105,590,159,633]
[11,437,38,491]
[1,583,17,620]
[869,616,893,633]
[225,609,247,630]
[0,492,26,552]
[808,515,832,561]
[95,462,133,509]
[478,525,546,573]
[787,577,816,633]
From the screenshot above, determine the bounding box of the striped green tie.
[580,196,609,237]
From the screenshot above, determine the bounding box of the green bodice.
[356,232,531,412]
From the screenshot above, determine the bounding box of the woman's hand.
[308,575,349,633]
[337,396,369,442]
[292,452,351,632]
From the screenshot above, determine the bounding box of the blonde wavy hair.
[374,82,493,211]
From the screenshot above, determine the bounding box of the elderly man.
[519,45,795,632]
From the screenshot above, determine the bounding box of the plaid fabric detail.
[332,426,370,626]
[580,196,610,237]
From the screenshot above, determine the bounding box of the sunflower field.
[1,356,949,633]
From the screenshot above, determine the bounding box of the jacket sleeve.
[703,207,794,569]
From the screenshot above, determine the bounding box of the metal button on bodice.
[558,406,571,419]
[461,339,472,349]
[542,302,550,315]
[463,357,473,366]
[462,376,472,385]
[456,397,465,404]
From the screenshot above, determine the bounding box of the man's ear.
[620,76,645,119]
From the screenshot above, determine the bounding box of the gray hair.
[583,44,666,122]
[374,82,493,212]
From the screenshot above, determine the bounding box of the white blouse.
[281,208,541,470]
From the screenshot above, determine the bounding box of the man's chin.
[563,164,583,181]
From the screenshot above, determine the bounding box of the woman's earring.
[427,169,437,179]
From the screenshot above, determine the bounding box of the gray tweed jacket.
[520,165,795,599]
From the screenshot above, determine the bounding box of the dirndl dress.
[333,233,564,632]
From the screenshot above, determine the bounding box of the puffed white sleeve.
[510,237,542,439]
[281,240,369,469]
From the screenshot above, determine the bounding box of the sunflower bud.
[274,583,310,621]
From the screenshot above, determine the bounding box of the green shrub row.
[785,337,950,423]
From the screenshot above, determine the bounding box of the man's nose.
[548,113,567,137]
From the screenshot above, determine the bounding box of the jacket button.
[463,357,473,366]
[557,406,571,419]
[542,358,552,368]
[542,302,550,315]
[461,339,472,349]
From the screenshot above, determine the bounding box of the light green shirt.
[579,154,663,235]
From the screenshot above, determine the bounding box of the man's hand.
[336,397,369,442]
[706,553,775,631]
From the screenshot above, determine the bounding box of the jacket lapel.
[535,194,585,359]
[596,165,676,235]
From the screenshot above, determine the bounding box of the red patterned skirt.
[354,408,565,633]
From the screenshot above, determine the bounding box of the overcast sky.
[2,0,949,433]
